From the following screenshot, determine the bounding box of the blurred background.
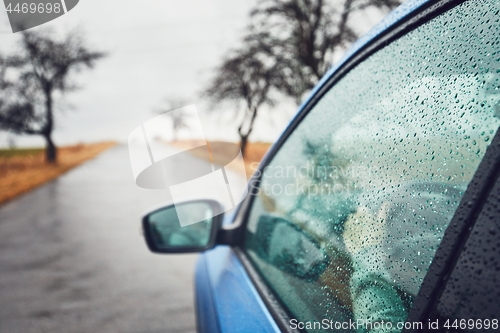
[0,0,402,332]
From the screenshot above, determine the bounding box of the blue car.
[142,0,500,331]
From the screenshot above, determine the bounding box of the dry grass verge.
[0,142,116,205]
[168,140,272,177]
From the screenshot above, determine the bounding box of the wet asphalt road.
[0,145,201,333]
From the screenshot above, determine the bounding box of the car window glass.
[243,1,500,331]
[430,177,500,331]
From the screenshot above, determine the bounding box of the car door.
[195,0,500,332]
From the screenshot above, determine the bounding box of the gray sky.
[0,0,389,148]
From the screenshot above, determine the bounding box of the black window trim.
[221,0,500,332]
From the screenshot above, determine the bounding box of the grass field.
[0,148,46,158]
[169,140,272,177]
[0,142,115,205]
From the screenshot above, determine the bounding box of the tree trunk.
[44,133,57,163]
[238,107,258,157]
[240,133,249,157]
[43,84,56,163]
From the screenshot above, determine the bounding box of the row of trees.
[204,0,401,156]
[0,0,403,163]
[0,31,105,163]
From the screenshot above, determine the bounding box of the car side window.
[243,1,500,332]
[430,177,500,331]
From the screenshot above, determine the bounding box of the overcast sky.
[0,0,389,148]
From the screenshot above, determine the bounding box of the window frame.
[223,0,500,331]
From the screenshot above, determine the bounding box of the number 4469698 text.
[443,319,498,330]
[5,2,62,14]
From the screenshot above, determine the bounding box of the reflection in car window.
[243,1,500,332]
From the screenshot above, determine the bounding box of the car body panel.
[196,246,280,333]
[195,256,221,333]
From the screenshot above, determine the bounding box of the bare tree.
[154,97,192,142]
[250,0,402,100]
[204,42,282,156]
[0,30,105,163]
[204,0,402,147]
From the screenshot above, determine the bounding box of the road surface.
[0,144,220,333]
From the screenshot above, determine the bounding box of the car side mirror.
[142,199,223,253]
